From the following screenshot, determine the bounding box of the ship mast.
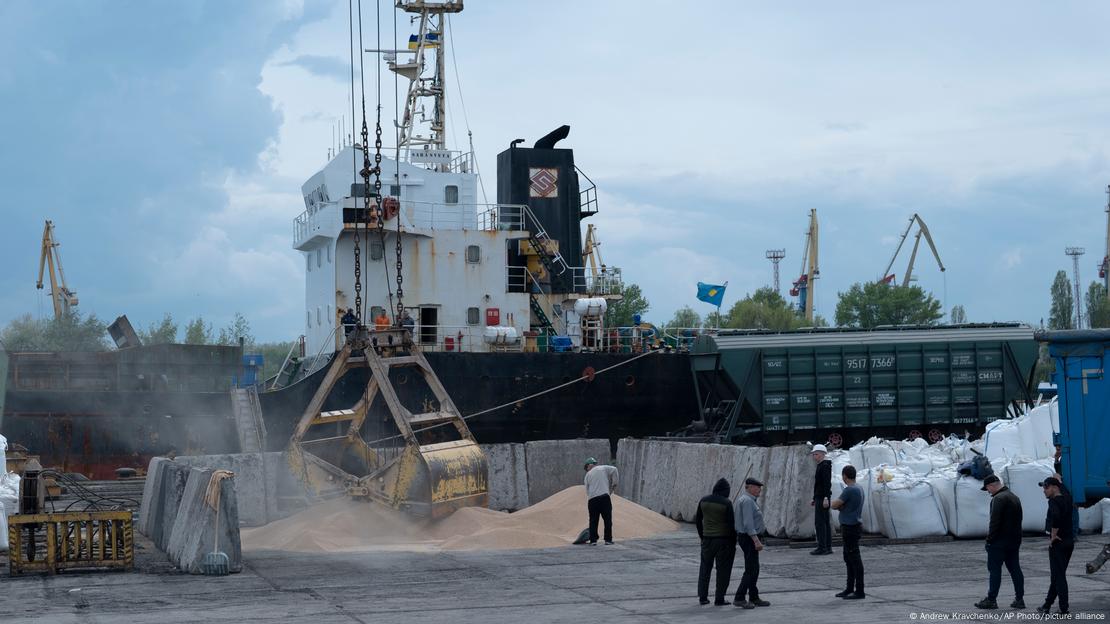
[384,1,463,160]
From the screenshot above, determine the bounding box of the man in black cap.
[695,478,736,606]
[1037,476,1074,615]
[975,475,1025,610]
[733,478,769,609]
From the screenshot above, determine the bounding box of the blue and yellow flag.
[696,282,726,306]
[408,32,441,49]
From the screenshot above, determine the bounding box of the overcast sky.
[3,1,1110,342]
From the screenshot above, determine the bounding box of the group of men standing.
[695,445,1076,613]
[975,473,1075,614]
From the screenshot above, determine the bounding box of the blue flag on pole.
[696,282,726,306]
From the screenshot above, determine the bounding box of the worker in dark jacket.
[695,478,736,606]
[1038,476,1074,615]
[976,475,1025,610]
[810,444,833,555]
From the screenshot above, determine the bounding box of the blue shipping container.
[1038,329,1110,505]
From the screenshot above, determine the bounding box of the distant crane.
[1099,185,1109,298]
[880,213,945,287]
[36,220,79,320]
[1067,246,1085,329]
[789,209,819,323]
[765,249,786,294]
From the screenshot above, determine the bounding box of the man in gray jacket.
[733,478,770,609]
[583,458,618,545]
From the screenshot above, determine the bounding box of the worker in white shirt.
[583,457,619,545]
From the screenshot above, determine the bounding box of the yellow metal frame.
[287,327,488,518]
[7,511,134,576]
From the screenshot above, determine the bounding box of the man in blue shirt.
[831,465,865,599]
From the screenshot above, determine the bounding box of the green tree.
[724,287,806,330]
[139,313,178,345]
[0,311,109,351]
[665,306,701,329]
[1085,281,1110,329]
[950,305,967,324]
[605,283,650,328]
[218,312,254,347]
[184,317,214,344]
[834,282,943,328]
[1048,270,1073,330]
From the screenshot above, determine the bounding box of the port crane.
[880,213,945,287]
[36,220,78,320]
[790,209,819,323]
[1099,185,1109,298]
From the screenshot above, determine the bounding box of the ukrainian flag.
[696,282,726,306]
[407,32,441,49]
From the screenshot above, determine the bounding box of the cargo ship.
[0,0,700,477]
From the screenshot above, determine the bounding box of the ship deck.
[3,526,1108,623]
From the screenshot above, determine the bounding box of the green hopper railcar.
[688,324,1039,447]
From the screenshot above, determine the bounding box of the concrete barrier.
[173,452,277,527]
[154,462,191,551]
[524,439,612,505]
[481,443,528,511]
[166,467,242,574]
[136,457,169,537]
[614,439,815,538]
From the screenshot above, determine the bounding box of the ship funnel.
[534,125,570,149]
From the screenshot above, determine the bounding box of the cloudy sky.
[3,1,1110,342]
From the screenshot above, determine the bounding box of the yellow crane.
[36,220,78,320]
[790,209,819,323]
[880,213,945,288]
[582,224,604,288]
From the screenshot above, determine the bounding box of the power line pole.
[1066,246,1086,329]
[765,249,786,294]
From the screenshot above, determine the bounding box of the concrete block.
[136,457,169,537]
[156,462,191,551]
[174,453,273,527]
[481,443,528,511]
[634,440,681,518]
[758,445,815,539]
[166,467,242,574]
[524,439,612,505]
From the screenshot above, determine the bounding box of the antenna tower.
[1066,246,1085,329]
[765,249,786,294]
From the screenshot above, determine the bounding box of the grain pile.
[241,485,679,553]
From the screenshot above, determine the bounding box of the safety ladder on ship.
[522,205,569,278]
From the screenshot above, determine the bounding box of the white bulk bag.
[872,471,948,539]
[1001,459,1055,532]
[1022,403,1056,460]
[1078,499,1105,534]
[983,419,1025,463]
[929,472,992,538]
[850,438,898,470]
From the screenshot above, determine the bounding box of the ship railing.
[570,267,623,295]
[293,201,342,247]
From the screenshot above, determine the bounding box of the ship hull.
[2,347,698,478]
[259,351,698,451]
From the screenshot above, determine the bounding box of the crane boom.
[882,213,944,287]
[36,220,78,320]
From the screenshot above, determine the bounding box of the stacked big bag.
[831,399,1109,539]
[0,434,23,551]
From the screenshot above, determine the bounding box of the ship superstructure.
[293,0,620,360]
